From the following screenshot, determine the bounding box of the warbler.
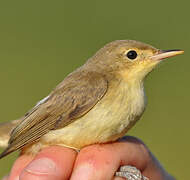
[0,40,184,159]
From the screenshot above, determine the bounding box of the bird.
[0,40,183,161]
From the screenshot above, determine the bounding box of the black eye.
[126,50,137,60]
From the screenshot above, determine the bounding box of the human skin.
[3,136,175,180]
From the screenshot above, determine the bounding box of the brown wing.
[0,71,108,158]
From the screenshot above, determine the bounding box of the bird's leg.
[115,165,149,180]
[58,144,80,153]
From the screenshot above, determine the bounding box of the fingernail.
[71,164,94,180]
[25,158,56,175]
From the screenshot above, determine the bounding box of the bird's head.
[89,40,184,83]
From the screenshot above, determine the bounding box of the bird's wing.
[0,71,108,158]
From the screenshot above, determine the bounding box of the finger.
[70,136,150,180]
[143,150,173,180]
[113,177,124,180]
[116,136,171,180]
[1,175,9,180]
[8,154,34,180]
[10,146,77,180]
[20,146,77,180]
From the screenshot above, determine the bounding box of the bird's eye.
[126,50,138,60]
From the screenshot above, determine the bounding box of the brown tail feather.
[0,119,21,148]
[0,145,16,159]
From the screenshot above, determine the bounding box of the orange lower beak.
[151,49,184,61]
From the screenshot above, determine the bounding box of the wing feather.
[0,71,108,158]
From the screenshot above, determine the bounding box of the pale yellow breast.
[40,79,145,150]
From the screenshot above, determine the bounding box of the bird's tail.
[0,119,21,148]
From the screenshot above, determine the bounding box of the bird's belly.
[41,82,145,149]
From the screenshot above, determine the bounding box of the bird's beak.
[151,49,184,61]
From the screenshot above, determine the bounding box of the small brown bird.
[0,40,183,160]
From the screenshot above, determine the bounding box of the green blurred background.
[0,0,189,179]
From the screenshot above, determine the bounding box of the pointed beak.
[151,49,184,61]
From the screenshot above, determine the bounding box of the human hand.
[3,136,175,180]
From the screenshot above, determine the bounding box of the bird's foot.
[115,165,149,180]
